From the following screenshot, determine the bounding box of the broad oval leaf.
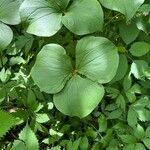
[19,0,63,37]
[0,22,13,51]
[20,0,104,36]
[0,0,21,25]
[76,36,119,83]
[31,44,73,94]
[54,75,104,118]
[119,22,139,44]
[99,0,145,21]
[129,42,150,57]
[62,0,104,35]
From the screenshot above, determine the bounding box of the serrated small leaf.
[0,110,16,138]
[15,124,39,150]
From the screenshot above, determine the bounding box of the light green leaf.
[0,0,21,25]
[139,4,150,13]
[99,0,144,20]
[127,107,138,127]
[129,42,150,57]
[20,0,63,37]
[20,0,103,36]
[135,143,146,150]
[12,140,27,150]
[116,94,126,111]
[119,22,139,44]
[143,138,150,149]
[111,54,128,83]
[133,124,145,139]
[31,44,73,94]
[135,108,150,122]
[0,110,16,138]
[15,124,39,150]
[123,73,132,91]
[76,36,119,84]
[145,127,150,138]
[54,75,104,118]
[62,0,103,35]
[0,22,13,51]
[36,113,49,123]
[131,60,148,80]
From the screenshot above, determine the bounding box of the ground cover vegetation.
[0,0,150,149]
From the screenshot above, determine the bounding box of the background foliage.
[0,0,150,149]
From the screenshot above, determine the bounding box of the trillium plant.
[0,0,150,149]
[19,0,119,117]
[31,36,119,118]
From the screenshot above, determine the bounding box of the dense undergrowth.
[0,0,150,149]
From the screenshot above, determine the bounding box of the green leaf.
[143,138,150,149]
[123,144,135,150]
[12,140,27,150]
[0,22,13,51]
[139,4,150,13]
[62,0,103,35]
[79,137,89,150]
[13,124,39,150]
[31,44,73,94]
[116,94,126,111]
[98,114,107,132]
[135,143,146,150]
[20,0,63,37]
[111,54,128,83]
[145,127,150,138]
[135,108,150,122]
[107,109,122,119]
[133,124,145,139]
[123,73,132,91]
[26,89,38,111]
[76,36,119,84]
[129,42,150,57]
[20,0,103,36]
[99,0,144,20]
[54,75,104,118]
[0,110,16,138]
[119,22,139,44]
[36,113,49,123]
[0,0,21,25]
[127,107,138,127]
[119,135,137,144]
[131,60,148,80]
